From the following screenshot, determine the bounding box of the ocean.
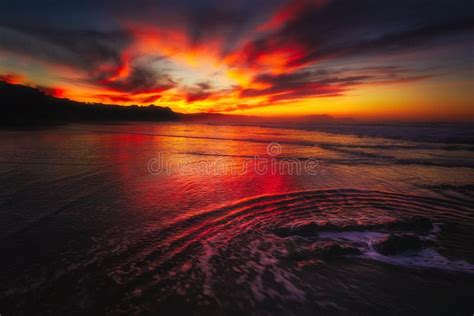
[0,122,473,314]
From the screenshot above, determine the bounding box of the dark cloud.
[241,64,436,102]
[183,81,214,103]
[241,71,347,101]
[234,0,474,69]
[196,82,211,90]
[0,24,131,74]
[185,91,212,103]
[99,64,175,94]
[110,0,284,55]
[0,23,175,96]
[302,17,474,63]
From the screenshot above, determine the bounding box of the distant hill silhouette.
[0,81,180,127]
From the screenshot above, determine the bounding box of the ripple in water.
[2,189,474,314]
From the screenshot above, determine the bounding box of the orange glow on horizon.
[0,0,472,122]
[0,73,25,85]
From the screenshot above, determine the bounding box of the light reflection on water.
[0,122,473,314]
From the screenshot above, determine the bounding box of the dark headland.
[2,81,471,144]
[0,81,181,127]
[0,81,341,128]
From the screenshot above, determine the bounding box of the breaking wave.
[2,189,474,314]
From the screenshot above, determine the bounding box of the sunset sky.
[0,0,473,119]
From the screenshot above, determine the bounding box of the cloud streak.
[0,0,472,117]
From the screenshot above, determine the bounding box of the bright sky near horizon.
[0,0,473,120]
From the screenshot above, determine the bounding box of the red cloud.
[258,0,331,32]
[44,87,65,98]
[0,73,26,84]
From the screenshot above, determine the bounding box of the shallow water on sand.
[0,122,473,315]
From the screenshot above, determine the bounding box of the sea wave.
[3,189,473,314]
